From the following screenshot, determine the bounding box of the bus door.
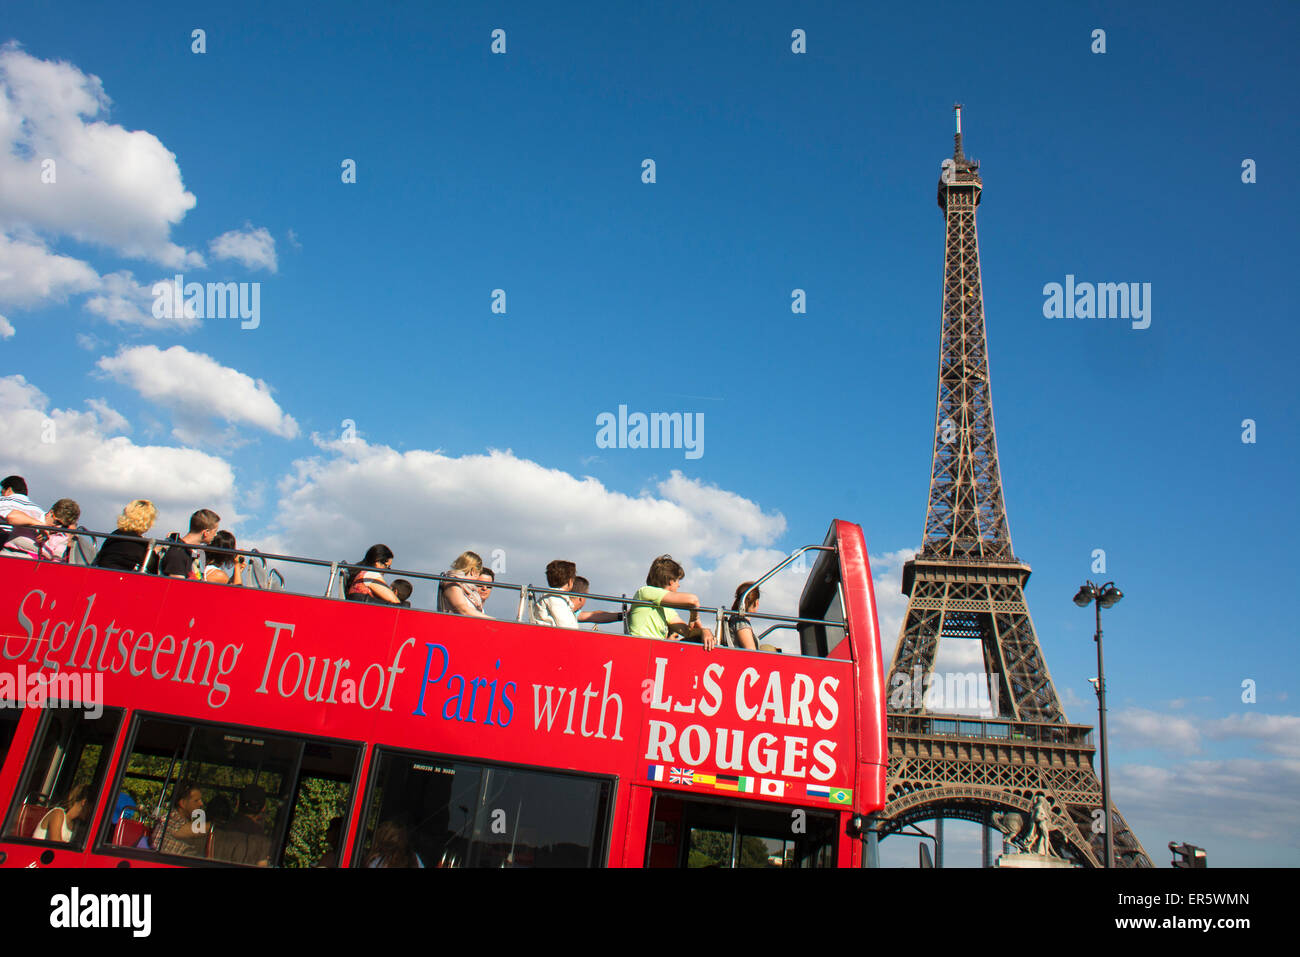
[645,791,839,868]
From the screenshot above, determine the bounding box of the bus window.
[0,708,21,775]
[648,793,838,868]
[1,707,123,850]
[106,715,360,867]
[357,749,613,868]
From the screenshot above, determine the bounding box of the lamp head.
[1098,584,1123,608]
[1073,584,1096,607]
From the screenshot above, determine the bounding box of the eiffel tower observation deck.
[876,107,1151,867]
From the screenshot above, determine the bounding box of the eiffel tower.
[877,107,1151,867]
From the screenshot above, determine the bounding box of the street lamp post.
[1074,580,1122,869]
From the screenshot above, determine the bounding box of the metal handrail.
[735,544,835,614]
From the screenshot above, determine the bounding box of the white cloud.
[0,44,202,268]
[83,270,199,330]
[0,374,238,535]
[1203,713,1300,759]
[209,224,277,272]
[1110,707,1202,755]
[0,231,99,306]
[84,398,129,435]
[96,344,300,442]
[258,438,796,624]
[0,313,12,338]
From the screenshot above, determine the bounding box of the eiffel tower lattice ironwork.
[877,107,1151,867]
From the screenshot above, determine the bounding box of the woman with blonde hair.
[438,550,491,618]
[92,499,158,571]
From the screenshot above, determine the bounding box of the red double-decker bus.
[0,519,885,869]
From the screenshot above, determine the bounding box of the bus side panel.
[618,785,654,867]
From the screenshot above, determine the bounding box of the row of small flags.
[647,765,852,805]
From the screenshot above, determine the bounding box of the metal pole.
[1095,597,1114,869]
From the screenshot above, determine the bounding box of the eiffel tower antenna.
[874,109,1152,867]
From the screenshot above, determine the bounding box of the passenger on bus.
[728,582,760,650]
[478,568,495,607]
[628,555,717,650]
[91,500,158,571]
[391,578,414,607]
[364,820,424,868]
[156,508,220,578]
[203,530,245,585]
[32,783,93,843]
[532,560,580,628]
[1,497,80,561]
[438,551,491,617]
[571,576,624,629]
[112,790,139,826]
[315,816,345,868]
[213,784,273,867]
[154,780,207,857]
[345,544,401,604]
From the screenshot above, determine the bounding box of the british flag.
[669,767,694,785]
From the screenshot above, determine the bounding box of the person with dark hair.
[477,568,495,607]
[728,582,760,650]
[0,476,45,554]
[391,579,413,606]
[628,554,717,650]
[33,783,93,843]
[156,508,221,579]
[571,576,624,629]
[364,820,423,868]
[2,497,80,561]
[315,816,345,868]
[532,560,580,628]
[1,476,29,497]
[345,544,400,603]
[213,783,272,867]
[92,500,158,571]
[154,780,206,857]
[203,530,245,585]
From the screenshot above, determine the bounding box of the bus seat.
[16,803,48,838]
[112,817,150,848]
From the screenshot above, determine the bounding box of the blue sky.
[1,0,1296,866]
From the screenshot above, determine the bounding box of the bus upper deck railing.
[1,523,847,656]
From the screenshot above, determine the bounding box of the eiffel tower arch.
[875,107,1151,867]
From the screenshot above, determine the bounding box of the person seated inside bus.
[571,576,624,630]
[112,790,139,826]
[345,543,401,604]
[1,497,80,561]
[202,530,246,585]
[212,784,273,867]
[364,820,424,868]
[628,554,717,650]
[391,578,413,607]
[91,499,158,571]
[152,780,207,857]
[532,560,580,628]
[438,550,490,618]
[32,783,93,843]
[477,568,494,608]
[157,508,220,578]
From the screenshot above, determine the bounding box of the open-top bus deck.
[0,519,885,868]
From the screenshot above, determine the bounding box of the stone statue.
[1024,795,1054,857]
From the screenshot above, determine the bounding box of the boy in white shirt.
[532,560,580,629]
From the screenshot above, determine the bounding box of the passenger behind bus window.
[365,820,424,868]
[315,816,345,868]
[345,544,400,604]
[213,784,273,867]
[112,790,138,826]
[203,530,245,585]
[92,499,158,571]
[572,576,623,630]
[438,551,490,618]
[1,497,80,561]
[391,578,413,607]
[532,560,579,628]
[728,582,761,650]
[33,783,93,843]
[153,780,206,857]
[628,554,717,651]
[158,508,220,578]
